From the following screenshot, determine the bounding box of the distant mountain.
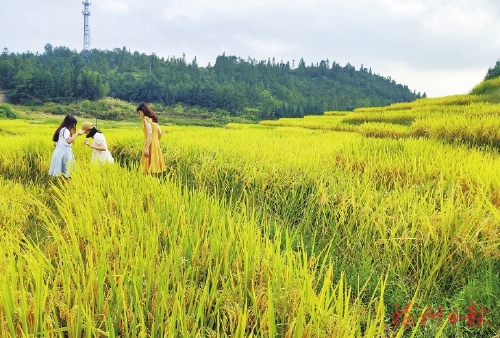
[0,45,424,121]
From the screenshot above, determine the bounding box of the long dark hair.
[52,115,77,142]
[86,126,102,138]
[137,103,158,123]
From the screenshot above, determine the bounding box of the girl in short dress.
[48,115,84,178]
[136,103,166,174]
[81,121,114,164]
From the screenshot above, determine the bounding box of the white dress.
[48,128,75,177]
[91,133,114,164]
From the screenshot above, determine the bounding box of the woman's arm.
[65,129,83,144]
[85,134,107,151]
[84,140,106,151]
[144,119,153,156]
[157,124,163,140]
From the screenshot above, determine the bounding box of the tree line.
[485,60,500,80]
[0,44,425,120]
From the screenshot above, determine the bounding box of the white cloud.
[383,62,486,97]
[248,39,294,58]
[378,0,426,17]
[99,1,129,14]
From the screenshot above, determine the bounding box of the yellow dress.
[140,117,166,173]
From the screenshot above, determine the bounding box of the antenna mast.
[82,1,91,59]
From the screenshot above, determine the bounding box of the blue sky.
[1,0,499,98]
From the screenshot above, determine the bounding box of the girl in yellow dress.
[136,103,166,174]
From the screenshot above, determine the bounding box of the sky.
[1,0,500,98]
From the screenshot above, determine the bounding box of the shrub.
[0,103,18,119]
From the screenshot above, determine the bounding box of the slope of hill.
[261,76,500,151]
[0,45,423,121]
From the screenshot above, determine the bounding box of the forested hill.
[0,45,424,120]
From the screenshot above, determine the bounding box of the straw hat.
[81,121,94,131]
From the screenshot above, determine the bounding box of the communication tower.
[82,1,91,59]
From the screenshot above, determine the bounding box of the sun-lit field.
[262,95,500,149]
[0,95,499,337]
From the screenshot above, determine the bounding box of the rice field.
[0,95,499,337]
[263,95,500,149]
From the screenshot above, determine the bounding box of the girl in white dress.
[81,121,114,164]
[48,115,84,178]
